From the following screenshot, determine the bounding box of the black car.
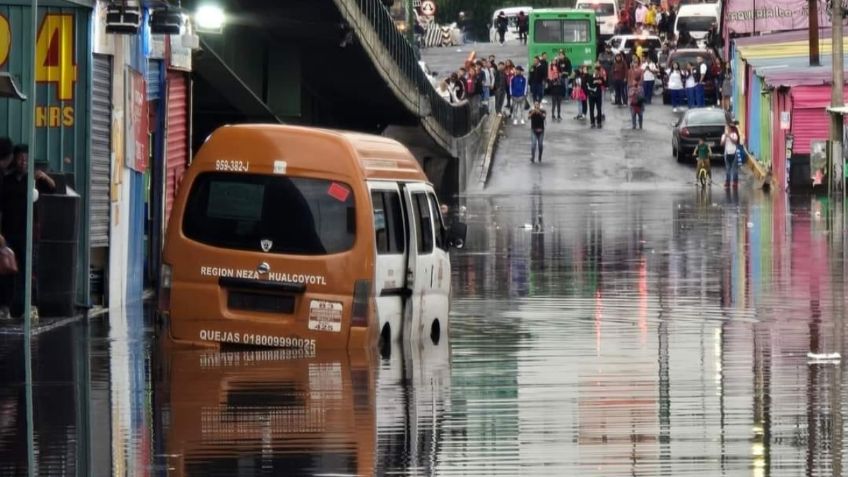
[671,107,731,163]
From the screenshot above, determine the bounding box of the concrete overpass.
[185,0,490,198]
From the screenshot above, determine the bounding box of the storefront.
[0,2,93,308]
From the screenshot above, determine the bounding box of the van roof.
[531,8,595,15]
[198,124,428,183]
[677,3,719,14]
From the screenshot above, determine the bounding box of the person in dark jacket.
[611,53,628,106]
[587,66,606,128]
[495,11,509,45]
[517,11,529,44]
[1,144,55,320]
[0,138,12,320]
[494,61,507,115]
[529,56,546,103]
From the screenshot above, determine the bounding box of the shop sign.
[169,34,192,71]
[126,69,149,172]
[725,0,848,35]
[0,12,79,128]
[780,111,790,130]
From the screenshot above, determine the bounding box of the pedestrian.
[504,60,516,112]
[598,45,615,100]
[628,83,644,129]
[0,137,12,320]
[694,56,708,107]
[517,11,529,44]
[627,56,644,89]
[528,101,546,163]
[1,144,56,320]
[706,22,721,56]
[666,61,685,112]
[572,65,588,120]
[510,66,528,125]
[547,63,564,121]
[448,72,465,103]
[494,62,507,115]
[721,63,733,112]
[496,11,509,45]
[556,49,573,98]
[683,62,696,109]
[720,122,740,188]
[611,54,627,106]
[437,80,452,102]
[477,60,492,114]
[666,5,677,40]
[615,13,633,35]
[646,4,657,30]
[587,66,606,128]
[641,55,659,104]
[529,56,546,103]
[635,1,648,29]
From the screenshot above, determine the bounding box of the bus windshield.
[534,19,590,43]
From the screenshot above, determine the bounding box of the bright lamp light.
[195,5,225,33]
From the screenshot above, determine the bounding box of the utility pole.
[810,0,820,65]
[832,0,844,197]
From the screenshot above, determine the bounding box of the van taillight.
[158,263,172,312]
[351,279,371,327]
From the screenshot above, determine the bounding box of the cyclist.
[693,137,712,185]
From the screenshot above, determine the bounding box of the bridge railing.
[355,0,475,137]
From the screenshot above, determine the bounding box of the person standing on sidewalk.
[598,45,615,98]
[495,11,509,45]
[572,65,588,120]
[528,101,547,163]
[494,61,507,115]
[666,61,685,112]
[720,122,740,188]
[517,11,529,44]
[529,56,544,103]
[548,63,564,121]
[641,56,659,104]
[555,50,573,99]
[587,66,606,128]
[721,63,733,112]
[510,66,528,125]
[628,83,644,129]
[612,54,627,106]
[683,62,696,109]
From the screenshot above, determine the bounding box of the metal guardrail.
[355,0,475,137]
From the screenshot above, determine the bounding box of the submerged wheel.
[379,323,392,359]
[699,169,708,187]
[430,319,441,345]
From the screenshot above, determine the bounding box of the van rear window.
[183,172,356,255]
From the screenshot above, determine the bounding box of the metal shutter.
[90,54,112,247]
[148,60,162,100]
[791,107,829,155]
[165,71,189,223]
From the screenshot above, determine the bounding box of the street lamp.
[194,4,225,34]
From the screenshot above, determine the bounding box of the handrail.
[353,0,475,137]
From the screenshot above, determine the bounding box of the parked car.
[662,48,719,105]
[672,107,732,163]
[606,34,662,58]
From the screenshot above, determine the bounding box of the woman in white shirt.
[641,58,659,104]
[666,62,685,112]
[683,62,697,109]
[720,123,740,188]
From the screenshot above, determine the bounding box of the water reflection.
[0,192,845,476]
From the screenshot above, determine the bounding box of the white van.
[574,0,618,39]
[489,6,533,44]
[674,3,720,48]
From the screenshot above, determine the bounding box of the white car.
[607,34,663,57]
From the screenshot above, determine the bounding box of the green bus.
[528,9,598,70]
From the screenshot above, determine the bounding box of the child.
[693,138,712,182]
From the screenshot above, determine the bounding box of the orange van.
[159,125,466,352]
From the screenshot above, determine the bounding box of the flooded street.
[1,190,847,476]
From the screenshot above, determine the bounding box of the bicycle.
[696,163,710,188]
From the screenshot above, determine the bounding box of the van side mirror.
[447,222,467,249]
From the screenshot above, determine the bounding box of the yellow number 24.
[35,13,77,101]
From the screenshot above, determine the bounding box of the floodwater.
[1,190,847,476]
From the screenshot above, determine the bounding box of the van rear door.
[401,183,438,344]
[369,182,408,346]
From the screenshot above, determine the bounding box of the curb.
[478,114,503,187]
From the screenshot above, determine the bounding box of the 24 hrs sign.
[0,12,78,127]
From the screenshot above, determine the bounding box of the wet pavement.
[1,187,846,476]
